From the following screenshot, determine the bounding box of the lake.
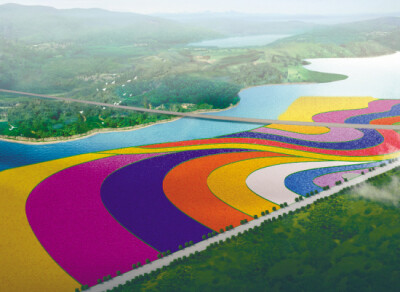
[1,52,400,171]
[188,34,291,48]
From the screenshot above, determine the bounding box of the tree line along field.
[111,167,400,292]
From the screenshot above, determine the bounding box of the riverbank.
[238,81,316,93]
[0,103,240,145]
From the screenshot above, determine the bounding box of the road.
[87,159,400,292]
[2,88,400,130]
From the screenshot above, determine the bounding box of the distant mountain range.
[275,17,400,51]
[0,3,219,45]
[154,11,400,36]
[1,3,400,49]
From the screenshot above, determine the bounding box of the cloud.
[353,176,400,207]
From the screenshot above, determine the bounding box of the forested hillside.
[0,4,219,45]
[2,5,400,140]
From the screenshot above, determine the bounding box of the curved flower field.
[2,97,400,291]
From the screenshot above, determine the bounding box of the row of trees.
[78,163,400,291]
[108,165,400,291]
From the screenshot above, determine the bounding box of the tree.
[116,271,121,276]
[272,207,277,211]
[202,235,207,240]
[179,244,183,250]
[146,259,150,264]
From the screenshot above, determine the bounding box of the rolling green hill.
[274,17,400,51]
[0,3,219,45]
[155,12,324,36]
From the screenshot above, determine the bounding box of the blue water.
[188,34,291,48]
[2,52,400,171]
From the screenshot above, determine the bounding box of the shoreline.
[4,51,392,146]
[238,81,315,93]
[0,103,240,145]
[0,80,333,146]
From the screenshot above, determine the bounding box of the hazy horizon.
[1,0,400,16]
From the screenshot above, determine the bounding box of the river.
[188,34,291,48]
[1,52,400,171]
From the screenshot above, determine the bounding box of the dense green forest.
[106,167,400,292]
[0,77,239,139]
[1,100,172,138]
[2,4,400,140]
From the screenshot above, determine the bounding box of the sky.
[1,0,400,15]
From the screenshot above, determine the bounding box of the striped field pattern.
[2,97,400,291]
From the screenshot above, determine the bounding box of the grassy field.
[110,167,400,292]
